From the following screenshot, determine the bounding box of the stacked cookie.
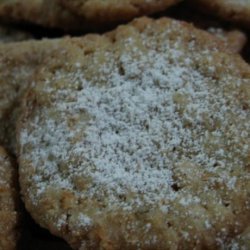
[0,1,249,250]
[0,147,19,250]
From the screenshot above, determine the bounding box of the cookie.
[0,146,19,250]
[189,0,250,27]
[0,38,82,154]
[17,17,250,249]
[0,0,83,30]
[0,25,32,43]
[59,0,182,23]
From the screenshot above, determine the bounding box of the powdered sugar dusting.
[78,214,92,227]
[19,21,249,239]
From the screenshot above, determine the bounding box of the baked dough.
[18,17,250,249]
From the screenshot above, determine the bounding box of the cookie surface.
[168,3,248,54]
[18,17,250,249]
[0,146,19,250]
[0,38,82,154]
[0,0,82,30]
[60,0,181,23]
[189,0,250,27]
[207,28,247,54]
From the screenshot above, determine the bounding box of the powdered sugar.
[19,23,249,215]
[78,214,92,227]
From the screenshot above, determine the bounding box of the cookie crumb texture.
[0,147,19,250]
[18,18,250,249]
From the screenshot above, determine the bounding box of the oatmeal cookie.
[17,17,250,249]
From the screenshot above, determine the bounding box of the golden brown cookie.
[17,17,250,249]
[59,0,182,24]
[0,0,82,30]
[189,0,250,27]
[0,146,19,250]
